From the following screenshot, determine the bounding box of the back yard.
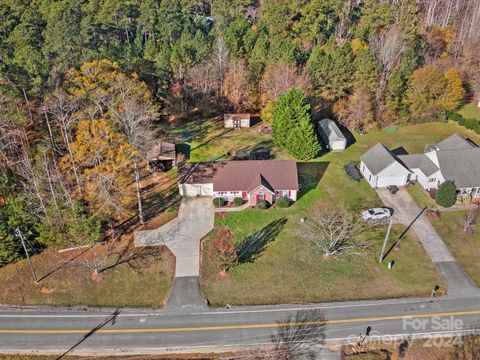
[198,122,480,305]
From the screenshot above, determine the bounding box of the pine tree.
[286,116,321,160]
[272,88,321,160]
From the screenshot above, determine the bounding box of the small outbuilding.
[318,118,347,151]
[146,141,176,172]
[224,114,251,129]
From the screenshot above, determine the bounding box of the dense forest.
[1,0,480,266]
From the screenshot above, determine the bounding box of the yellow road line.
[1,310,479,334]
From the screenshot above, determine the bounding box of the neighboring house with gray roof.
[360,134,480,198]
[318,119,347,151]
[360,144,411,188]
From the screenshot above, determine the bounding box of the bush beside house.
[436,181,457,208]
[275,196,290,208]
[213,198,225,208]
[233,197,244,206]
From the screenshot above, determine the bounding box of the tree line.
[1,0,480,266]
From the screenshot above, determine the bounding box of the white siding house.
[360,134,480,199]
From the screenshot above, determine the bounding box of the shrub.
[426,209,441,222]
[213,197,224,208]
[256,200,268,209]
[447,112,464,123]
[436,181,457,208]
[233,197,244,206]
[275,196,290,208]
[208,227,237,271]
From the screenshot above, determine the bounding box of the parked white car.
[361,207,392,221]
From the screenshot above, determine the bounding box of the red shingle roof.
[178,160,299,192]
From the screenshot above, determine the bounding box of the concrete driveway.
[377,188,479,297]
[135,196,214,310]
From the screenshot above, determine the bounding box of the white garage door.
[180,183,213,196]
[376,175,406,188]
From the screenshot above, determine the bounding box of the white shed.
[224,114,251,129]
[318,119,347,151]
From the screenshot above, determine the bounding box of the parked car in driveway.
[387,185,399,194]
[361,207,392,220]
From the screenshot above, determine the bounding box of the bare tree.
[463,208,479,235]
[301,207,371,257]
[41,89,82,194]
[109,80,158,225]
[371,26,406,87]
[260,64,312,107]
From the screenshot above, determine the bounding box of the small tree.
[208,227,237,272]
[436,181,457,208]
[301,207,371,258]
[463,208,479,235]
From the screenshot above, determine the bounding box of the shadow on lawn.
[297,162,330,200]
[237,218,287,263]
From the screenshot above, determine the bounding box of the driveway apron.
[135,196,215,311]
[376,188,479,298]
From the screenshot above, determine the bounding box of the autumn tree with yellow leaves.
[405,65,465,122]
[61,119,137,229]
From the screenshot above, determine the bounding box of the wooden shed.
[146,141,176,172]
[224,114,251,129]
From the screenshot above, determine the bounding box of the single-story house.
[178,160,299,205]
[318,118,347,151]
[360,134,480,198]
[224,113,251,129]
[146,141,176,171]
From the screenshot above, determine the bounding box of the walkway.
[377,188,479,298]
[135,196,214,310]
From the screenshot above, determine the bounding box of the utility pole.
[15,227,38,283]
[379,217,394,263]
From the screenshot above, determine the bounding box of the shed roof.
[146,141,176,161]
[319,118,346,142]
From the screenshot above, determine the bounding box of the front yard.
[200,160,443,306]
[198,121,480,305]
[432,210,480,286]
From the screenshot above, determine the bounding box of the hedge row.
[448,112,480,134]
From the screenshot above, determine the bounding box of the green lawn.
[198,121,480,305]
[432,211,480,286]
[459,103,480,121]
[406,184,437,209]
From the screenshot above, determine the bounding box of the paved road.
[135,197,214,311]
[0,296,480,356]
[377,188,480,298]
